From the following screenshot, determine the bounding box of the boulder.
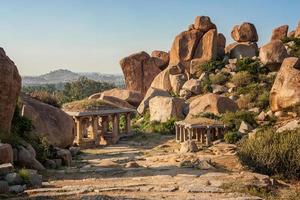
[99,95,135,109]
[277,120,300,133]
[0,143,13,164]
[120,51,161,95]
[0,48,21,134]
[295,21,300,38]
[211,84,228,94]
[187,93,238,118]
[28,173,42,188]
[150,67,172,92]
[238,121,253,134]
[217,33,226,58]
[288,30,296,38]
[193,29,218,63]
[9,185,26,193]
[17,146,45,171]
[259,40,288,70]
[271,25,288,41]
[194,16,216,33]
[179,89,192,100]
[225,42,258,59]
[125,161,140,168]
[182,79,201,95]
[21,95,75,148]
[89,88,143,107]
[169,30,203,66]
[0,181,9,194]
[180,141,198,153]
[169,74,187,95]
[5,173,22,185]
[137,87,171,114]
[270,57,300,111]
[55,148,72,167]
[151,50,170,70]
[149,96,185,122]
[231,22,258,42]
[0,163,14,176]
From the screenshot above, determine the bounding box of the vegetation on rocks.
[238,128,300,179]
[282,36,300,57]
[220,111,257,132]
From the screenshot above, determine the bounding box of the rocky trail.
[10,135,276,200]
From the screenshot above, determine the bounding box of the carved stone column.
[112,114,120,144]
[125,113,131,134]
[75,117,82,145]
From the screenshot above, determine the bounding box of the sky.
[0,0,299,76]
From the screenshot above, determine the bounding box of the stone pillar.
[75,117,82,145]
[179,125,184,142]
[112,114,120,144]
[91,116,98,140]
[188,128,193,141]
[206,128,211,146]
[195,128,200,142]
[125,113,131,134]
[175,124,180,142]
[99,116,109,145]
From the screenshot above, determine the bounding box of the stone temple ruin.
[63,99,135,147]
[175,117,226,146]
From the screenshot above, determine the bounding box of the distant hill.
[22,69,125,86]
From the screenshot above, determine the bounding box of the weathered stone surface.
[0,143,13,164]
[212,84,228,94]
[89,88,143,108]
[277,120,300,133]
[137,87,171,114]
[182,79,201,95]
[9,185,26,193]
[217,33,226,58]
[28,173,42,188]
[0,163,14,176]
[125,161,140,168]
[179,89,192,100]
[120,51,161,95]
[225,42,258,59]
[238,121,253,134]
[271,25,288,41]
[55,148,72,167]
[17,146,45,171]
[151,50,170,70]
[5,173,22,185]
[259,40,288,70]
[21,95,75,148]
[99,95,135,109]
[69,146,80,157]
[231,22,258,42]
[270,57,300,111]
[193,29,218,62]
[169,74,187,95]
[288,30,296,38]
[0,181,9,194]
[194,16,216,33]
[169,30,203,65]
[150,67,172,92]
[187,93,238,118]
[0,48,21,134]
[149,96,185,122]
[295,21,300,38]
[180,141,198,153]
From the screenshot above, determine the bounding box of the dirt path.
[11,135,285,200]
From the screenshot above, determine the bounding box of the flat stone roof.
[64,108,136,117]
[175,117,225,129]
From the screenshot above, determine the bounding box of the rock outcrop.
[187,93,238,118]
[295,21,300,38]
[259,40,288,70]
[0,48,21,134]
[149,96,185,122]
[21,95,75,148]
[137,87,171,114]
[270,57,300,111]
[231,22,258,42]
[120,51,161,95]
[0,144,13,164]
[89,88,143,108]
[225,42,258,59]
[271,25,288,41]
[194,16,216,33]
[217,33,226,58]
[151,50,170,70]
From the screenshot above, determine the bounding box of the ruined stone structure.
[175,118,226,146]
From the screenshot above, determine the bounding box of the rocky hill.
[22,69,124,86]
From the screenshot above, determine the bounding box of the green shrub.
[199,77,213,93]
[231,71,254,87]
[236,57,261,75]
[193,112,220,120]
[198,60,226,74]
[209,72,231,85]
[256,91,270,109]
[29,91,61,108]
[282,37,300,57]
[224,132,242,144]
[238,128,300,179]
[19,168,30,183]
[220,111,257,132]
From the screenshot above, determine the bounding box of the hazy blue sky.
[0,0,299,75]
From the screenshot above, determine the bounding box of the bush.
[224,132,242,144]
[19,168,30,183]
[236,57,262,75]
[238,128,300,179]
[209,72,231,85]
[231,71,254,87]
[256,91,269,109]
[220,111,257,132]
[282,37,300,57]
[193,112,220,120]
[236,95,253,109]
[29,91,61,108]
[197,60,226,74]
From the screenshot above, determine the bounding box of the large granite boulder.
[0,48,21,134]
[194,16,216,33]
[270,57,300,111]
[271,25,288,41]
[151,50,170,70]
[21,95,75,148]
[231,22,258,42]
[225,42,258,59]
[169,30,203,66]
[169,74,187,95]
[17,145,45,171]
[0,143,13,164]
[182,79,201,95]
[120,51,161,95]
[217,33,226,58]
[89,88,143,107]
[295,21,300,38]
[98,95,135,109]
[259,40,288,70]
[137,87,171,114]
[193,29,218,62]
[149,96,185,122]
[187,93,238,118]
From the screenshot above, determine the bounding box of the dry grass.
[62,99,117,111]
